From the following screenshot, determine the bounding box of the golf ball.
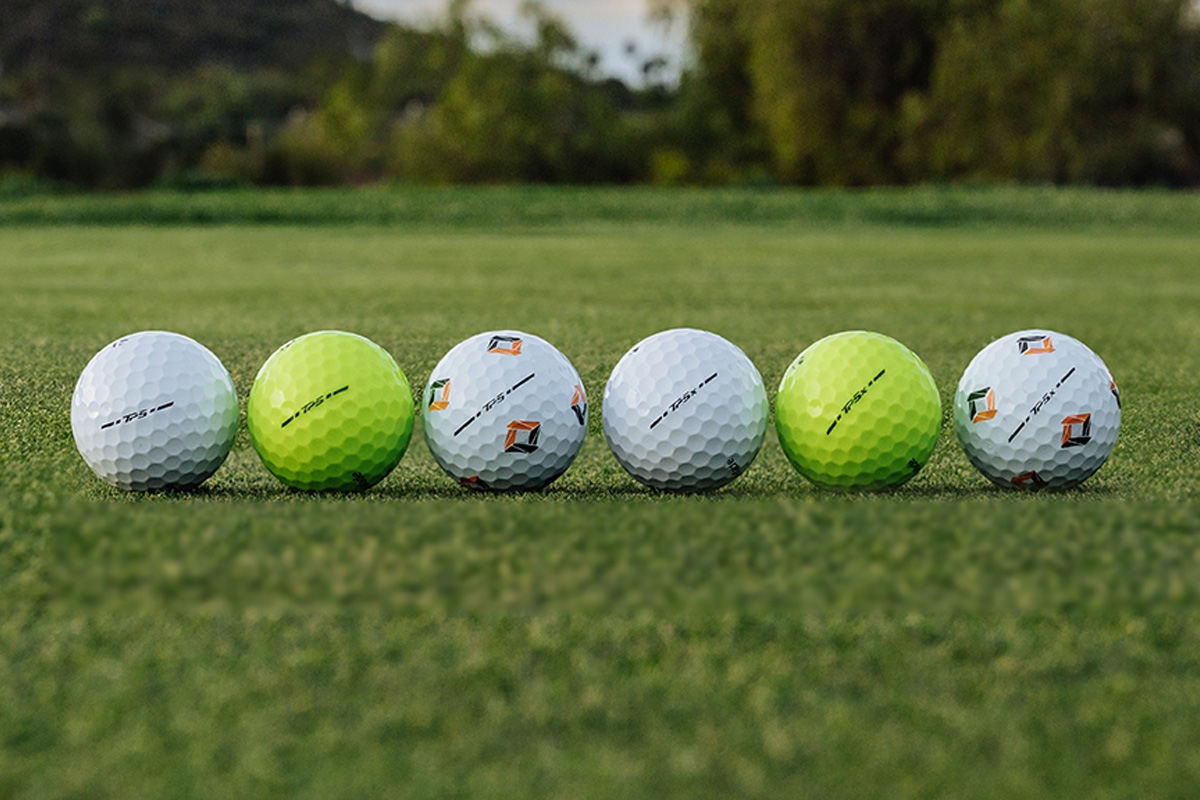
[71,331,238,491]
[775,331,941,491]
[603,328,768,491]
[247,331,414,491]
[954,329,1120,489]
[422,330,588,491]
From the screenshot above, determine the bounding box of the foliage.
[914,0,1200,184]
[658,0,770,183]
[0,0,381,188]
[682,0,1200,185]
[0,0,384,73]
[1,0,1199,186]
[0,1,660,187]
[0,64,325,189]
[388,11,647,183]
[301,3,656,184]
[749,0,951,185]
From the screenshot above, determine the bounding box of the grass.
[2,186,1200,798]
[4,183,1200,230]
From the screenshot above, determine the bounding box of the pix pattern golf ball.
[775,331,941,491]
[248,331,414,491]
[71,331,238,491]
[422,330,587,491]
[954,329,1120,489]
[603,328,768,491]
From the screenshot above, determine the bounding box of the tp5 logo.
[967,387,997,423]
[504,420,541,453]
[1017,335,1054,355]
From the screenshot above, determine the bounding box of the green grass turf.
[2,187,1200,798]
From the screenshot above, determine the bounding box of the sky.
[351,0,686,84]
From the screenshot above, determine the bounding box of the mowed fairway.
[2,187,1200,798]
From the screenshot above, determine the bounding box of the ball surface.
[71,331,238,491]
[954,329,1120,489]
[247,331,414,491]
[775,331,941,491]
[603,328,768,491]
[422,330,588,491]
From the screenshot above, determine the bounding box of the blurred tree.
[388,2,649,183]
[2,0,1196,187]
[300,21,469,180]
[13,69,170,188]
[0,0,379,187]
[678,0,957,185]
[1172,4,1200,169]
[676,0,1199,185]
[914,0,1199,184]
[0,0,385,73]
[662,0,768,183]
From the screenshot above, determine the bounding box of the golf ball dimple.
[775,331,941,491]
[71,331,238,491]
[247,331,415,491]
[954,329,1120,489]
[422,330,588,491]
[602,328,768,491]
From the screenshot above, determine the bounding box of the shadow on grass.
[80,475,1123,504]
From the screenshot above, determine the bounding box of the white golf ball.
[603,328,768,491]
[71,331,239,490]
[422,330,588,491]
[954,329,1121,489]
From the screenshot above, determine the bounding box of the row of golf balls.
[71,326,1121,493]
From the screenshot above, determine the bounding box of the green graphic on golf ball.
[775,331,941,491]
[248,331,414,491]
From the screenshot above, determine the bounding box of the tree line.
[678,0,1200,186]
[1,0,1197,189]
